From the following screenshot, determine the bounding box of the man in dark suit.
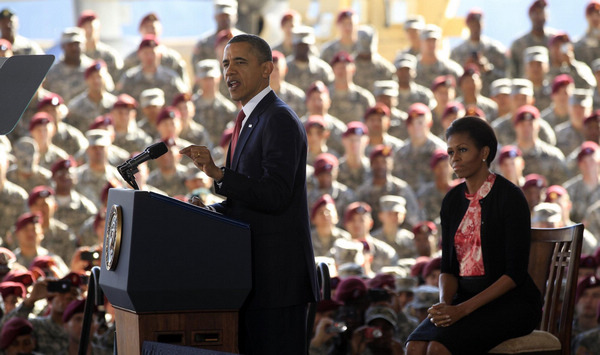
[180,34,318,354]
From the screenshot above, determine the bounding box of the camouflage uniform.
[13,246,69,275]
[0,181,27,242]
[54,190,98,235]
[362,235,399,274]
[117,65,187,108]
[310,227,351,258]
[555,122,584,156]
[306,182,357,221]
[574,29,600,67]
[392,134,446,194]
[75,164,122,207]
[6,166,52,194]
[337,156,371,191]
[355,175,423,229]
[354,56,396,94]
[84,41,123,81]
[450,35,508,74]
[275,82,306,118]
[122,46,190,88]
[146,164,188,197]
[397,82,435,113]
[564,175,600,223]
[572,328,600,355]
[370,227,417,259]
[299,113,347,158]
[53,122,89,158]
[583,200,600,243]
[365,135,404,159]
[77,214,99,247]
[320,40,356,66]
[11,35,44,56]
[192,92,237,146]
[113,128,153,154]
[66,91,118,133]
[191,28,244,68]
[455,95,498,121]
[40,218,77,265]
[491,113,557,146]
[328,83,376,124]
[547,60,597,90]
[415,59,463,89]
[388,107,409,141]
[180,120,213,148]
[39,145,69,172]
[43,55,98,104]
[285,56,335,92]
[3,303,69,353]
[539,104,569,128]
[416,182,448,225]
[509,29,559,78]
[520,140,569,186]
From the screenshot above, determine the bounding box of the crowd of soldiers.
[0,0,600,353]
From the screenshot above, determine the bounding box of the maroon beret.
[335,276,367,304]
[316,299,343,313]
[0,281,25,299]
[310,194,336,221]
[304,115,327,130]
[521,173,547,190]
[343,201,372,224]
[28,112,53,131]
[172,92,192,107]
[271,50,286,63]
[407,103,431,124]
[50,156,78,177]
[498,145,522,164]
[369,145,393,162]
[156,106,181,126]
[139,12,159,28]
[544,185,567,203]
[466,8,483,22]
[442,102,464,118]
[331,51,354,66]
[513,105,540,125]
[578,141,600,162]
[336,9,355,23]
[113,93,138,109]
[412,221,437,235]
[587,0,600,15]
[62,299,87,323]
[28,185,55,207]
[37,93,64,110]
[429,149,449,169]
[89,114,114,130]
[549,32,571,47]
[431,75,456,91]
[77,10,98,27]
[551,74,574,94]
[364,103,391,120]
[576,275,600,304]
[580,255,598,269]
[368,273,396,290]
[422,257,442,278]
[2,268,35,287]
[343,121,368,137]
[280,10,300,26]
[0,317,33,349]
[84,60,106,79]
[529,0,547,13]
[314,153,338,176]
[306,80,329,97]
[138,34,159,51]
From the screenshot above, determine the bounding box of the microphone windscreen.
[147,142,169,159]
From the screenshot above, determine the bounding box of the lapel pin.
[248,124,253,128]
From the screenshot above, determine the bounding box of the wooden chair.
[489,224,584,355]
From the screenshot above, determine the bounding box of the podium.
[99,189,251,354]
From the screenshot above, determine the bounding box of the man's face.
[64,313,85,342]
[111,107,134,129]
[222,41,273,105]
[499,157,524,180]
[30,124,51,144]
[306,91,330,114]
[579,154,600,177]
[345,213,371,239]
[414,232,432,256]
[30,196,56,222]
[81,19,100,40]
[529,8,547,29]
[157,118,181,140]
[16,222,42,249]
[433,86,454,106]
[514,119,539,143]
[576,286,600,318]
[312,203,338,226]
[466,18,482,37]
[333,62,353,81]
[526,61,547,82]
[215,13,233,31]
[523,187,543,211]
[138,47,159,68]
[342,134,367,157]
[407,115,430,140]
[87,145,108,165]
[337,17,355,37]
[365,114,388,136]
[63,41,83,61]
[316,170,334,189]
[0,16,16,37]
[4,334,35,355]
[306,126,327,149]
[395,67,413,84]
[51,288,79,314]
[588,9,600,28]
[86,71,104,92]
[370,156,390,179]
[140,20,161,36]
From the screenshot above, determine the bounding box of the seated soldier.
[0,317,36,355]
[371,195,417,259]
[412,222,439,258]
[404,285,439,323]
[521,173,548,214]
[573,276,600,339]
[6,137,52,193]
[310,194,351,259]
[572,301,600,355]
[351,305,404,355]
[0,281,25,314]
[421,257,441,287]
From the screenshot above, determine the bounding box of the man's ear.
[262,61,274,79]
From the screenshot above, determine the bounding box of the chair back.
[528,224,584,354]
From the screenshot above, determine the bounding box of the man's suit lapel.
[232,91,277,170]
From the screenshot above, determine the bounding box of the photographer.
[0,272,83,353]
[309,299,344,355]
[350,306,404,355]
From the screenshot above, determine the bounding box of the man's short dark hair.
[228,34,273,64]
[445,116,498,167]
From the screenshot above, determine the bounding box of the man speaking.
[180,34,318,354]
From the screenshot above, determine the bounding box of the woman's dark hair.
[227,34,273,64]
[445,116,497,167]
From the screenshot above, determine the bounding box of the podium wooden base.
[114,308,239,354]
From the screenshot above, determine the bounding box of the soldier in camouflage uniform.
[513,105,569,186]
[492,79,557,146]
[43,27,100,105]
[306,153,356,221]
[0,8,44,56]
[309,194,352,259]
[555,89,592,155]
[395,54,436,113]
[305,116,340,166]
[370,195,417,259]
[522,46,553,112]
[564,141,600,223]
[591,59,600,110]
[572,325,600,355]
[450,9,508,80]
[337,122,371,191]
[320,9,358,65]
[83,115,131,168]
[50,158,98,234]
[0,145,27,244]
[191,0,243,72]
[396,15,424,58]
[172,93,212,149]
[392,103,446,195]
[301,81,347,156]
[6,137,52,193]
[327,51,376,124]
[111,94,153,153]
[27,186,77,265]
[76,130,123,207]
[573,1,600,68]
[430,75,457,137]
[122,13,190,88]
[147,137,188,197]
[363,103,403,158]
[271,10,301,58]
[66,61,117,134]
[353,26,396,93]
[571,276,600,341]
[137,88,165,139]
[117,35,187,111]
[2,271,81,353]
[416,149,454,225]
[271,50,306,118]
[455,64,498,120]
[77,10,123,81]
[415,24,464,89]
[358,145,423,230]
[286,26,334,92]
[509,0,559,78]
[373,80,409,141]
[540,74,573,127]
[27,113,69,171]
[192,59,237,146]
[7,87,53,144]
[547,33,596,90]
[155,106,196,150]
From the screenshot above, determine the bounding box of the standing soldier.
[373,80,408,141]
[271,50,306,118]
[0,8,44,55]
[415,24,463,89]
[77,10,123,81]
[371,195,417,259]
[0,145,27,245]
[394,54,435,113]
[27,113,69,171]
[306,153,356,219]
[272,10,302,58]
[523,46,552,112]
[556,89,593,155]
[111,94,152,153]
[547,32,596,90]
[337,121,371,191]
[574,1,600,67]
[286,26,334,92]
[353,26,395,93]
[38,93,88,159]
[6,138,51,194]
[172,93,212,149]
[320,9,359,65]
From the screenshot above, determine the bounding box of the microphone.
[118,142,168,189]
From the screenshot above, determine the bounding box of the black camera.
[47,279,72,293]
[80,250,100,262]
